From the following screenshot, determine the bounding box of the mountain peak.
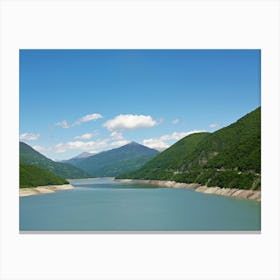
[127,141,140,146]
[119,107,261,190]
[123,141,157,151]
[65,140,159,177]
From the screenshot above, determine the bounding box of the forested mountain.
[20,163,68,188]
[118,132,210,180]
[61,152,96,165]
[67,142,159,177]
[20,142,90,179]
[118,107,261,190]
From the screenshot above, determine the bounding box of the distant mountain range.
[19,141,159,187]
[63,142,159,177]
[74,152,96,159]
[20,107,260,190]
[64,151,96,161]
[60,151,97,165]
[117,107,261,190]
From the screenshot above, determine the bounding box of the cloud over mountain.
[143,130,206,151]
[20,133,40,141]
[55,140,109,153]
[209,123,220,129]
[143,138,169,151]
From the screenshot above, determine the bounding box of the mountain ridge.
[117,107,261,190]
[72,152,96,159]
[20,142,90,179]
[65,141,159,177]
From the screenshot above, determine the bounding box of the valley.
[20,107,261,199]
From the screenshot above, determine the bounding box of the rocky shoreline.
[115,179,261,201]
[19,184,74,197]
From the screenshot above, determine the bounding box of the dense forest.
[117,107,261,190]
[20,142,89,179]
[20,163,68,188]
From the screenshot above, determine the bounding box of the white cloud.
[55,120,70,129]
[54,138,130,153]
[209,123,219,129]
[55,113,103,129]
[53,125,130,154]
[110,131,124,140]
[32,145,52,152]
[103,114,157,131]
[74,133,93,140]
[74,131,99,140]
[73,113,103,126]
[110,140,130,147]
[20,133,40,141]
[54,128,131,154]
[143,130,206,151]
[160,131,204,141]
[54,139,109,153]
[172,119,179,125]
[143,139,170,151]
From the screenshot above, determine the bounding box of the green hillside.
[187,107,261,172]
[118,107,261,190]
[67,142,159,177]
[119,132,209,180]
[20,142,90,179]
[20,163,68,188]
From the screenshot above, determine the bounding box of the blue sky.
[20,49,260,160]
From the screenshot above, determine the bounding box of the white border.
[1,0,279,279]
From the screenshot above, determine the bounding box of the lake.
[20,178,261,231]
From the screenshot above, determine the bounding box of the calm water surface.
[20,178,261,231]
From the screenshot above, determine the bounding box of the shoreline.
[67,177,115,181]
[19,184,74,197]
[114,179,261,201]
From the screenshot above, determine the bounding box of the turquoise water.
[20,178,261,231]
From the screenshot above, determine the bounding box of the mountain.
[20,163,68,188]
[20,142,90,179]
[118,107,261,190]
[68,142,159,177]
[74,152,96,159]
[118,132,210,180]
[61,151,97,165]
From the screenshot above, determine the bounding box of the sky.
[20,49,260,160]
